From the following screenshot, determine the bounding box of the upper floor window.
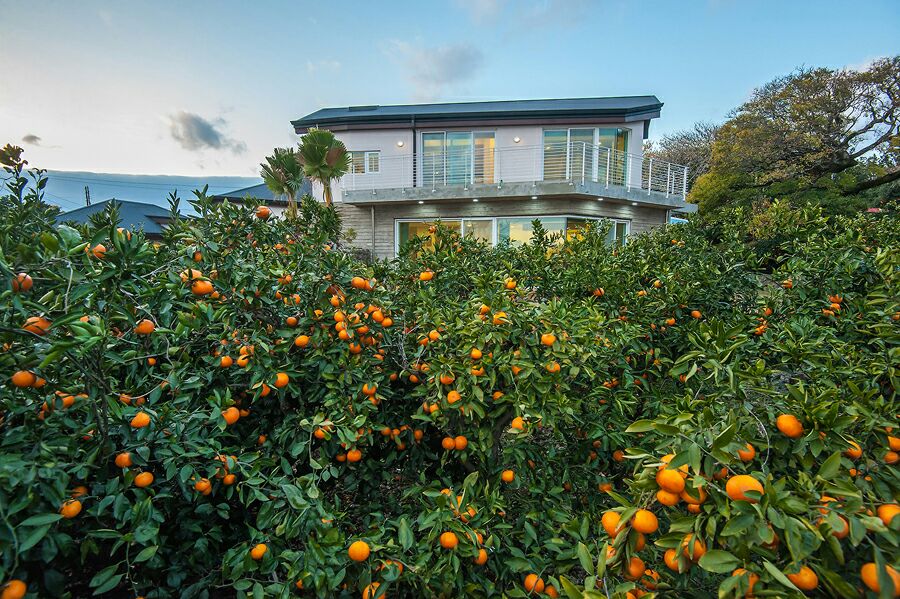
[542,128,630,185]
[351,151,380,174]
[421,131,495,186]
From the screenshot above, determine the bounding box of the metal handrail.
[341,142,688,198]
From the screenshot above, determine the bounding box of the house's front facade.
[291,96,689,259]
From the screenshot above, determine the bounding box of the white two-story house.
[291,96,689,259]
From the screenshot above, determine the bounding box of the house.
[212,181,311,218]
[291,96,690,259]
[58,199,177,239]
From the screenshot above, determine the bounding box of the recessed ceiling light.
[397,140,405,147]
[472,198,479,202]
[632,202,638,206]
[417,200,424,205]
[530,195,538,200]
[596,198,604,202]
[513,136,521,143]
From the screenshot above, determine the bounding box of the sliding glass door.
[543,128,630,184]
[422,132,495,187]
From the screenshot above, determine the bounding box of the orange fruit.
[737,443,756,462]
[474,548,488,565]
[223,474,236,485]
[540,333,557,346]
[347,449,362,462]
[656,468,685,493]
[130,412,150,428]
[787,565,818,592]
[510,417,525,430]
[690,310,701,319]
[663,548,682,572]
[545,361,561,373]
[492,311,507,325]
[274,372,289,388]
[362,582,381,599]
[115,452,133,468]
[348,540,370,562]
[877,503,900,526]
[681,534,706,561]
[843,440,862,459]
[294,335,310,347]
[194,478,211,493]
[59,499,82,519]
[447,390,461,404]
[725,474,764,503]
[191,279,214,296]
[601,510,624,537]
[250,543,268,560]
[134,319,155,335]
[889,435,900,451]
[22,316,51,335]
[439,531,458,549]
[656,489,679,506]
[134,472,154,488]
[0,580,27,599]
[441,437,456,451]
[732,568,759,596]
[255,206,271,219]
[470,348,483,360]
[501,469,515,483]
[860,562,900,596]
[523,574,545,593]
[222,407,240,425]
[612,449,625,462]
[10,370,36,388]
[625,556,645,580]
[453,436,468,451]
[219,355,233,367]
[419,270,433,281]
[439,373,455,385]
[886,450,899,465]
[776,414,803,438]
[631,509,658,534]
[11,273,33,292]
[89,244,107,259]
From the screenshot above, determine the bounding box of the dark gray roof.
[293,96,663,130]
[213,182,311,205]
[58,199,174,235]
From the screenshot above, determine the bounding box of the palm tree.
[260,147,305,219]
[297,128,351,207]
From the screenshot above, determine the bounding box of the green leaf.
[19,524,51,551]
[761,559,801,592]
[559,575,585,599]
[817,451,842,480]
[576,542,594,576]
[625,419,655,433]
[398,518,414,550]
[698,549,741,573]
[134,545,158,562]
[19,513,63,527]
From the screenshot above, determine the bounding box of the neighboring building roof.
[213,182,311,206]
[293,96,664,132]
[58,199,175,235]
[673,202,699,214]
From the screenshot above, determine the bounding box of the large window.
[422,131,495,187]
[396,216,628,253]
[542,128,629,184]
[351,151,380,174]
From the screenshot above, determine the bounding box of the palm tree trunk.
[286,191,297,220]
[323,183,333,207]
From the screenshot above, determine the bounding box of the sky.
[1,0,898,180]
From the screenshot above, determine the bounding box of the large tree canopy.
[691,56,900,212]
[644,122,719,191]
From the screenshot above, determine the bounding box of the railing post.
[626,151,632,192]
[647,158,653,195]
[581,143,586,185]
[682,167,688,198]
[666,162,672,197]
[605,148,611,188]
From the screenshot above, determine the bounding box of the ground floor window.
[395,215,629,253]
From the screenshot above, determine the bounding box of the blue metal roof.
[293,96,663,131]
[214,182,311,205]
[58,199,175,235]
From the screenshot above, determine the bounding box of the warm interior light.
[513,136,521,143]
[397,140,405,147]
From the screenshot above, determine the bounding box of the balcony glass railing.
[340,142,688,198]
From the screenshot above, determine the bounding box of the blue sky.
[1,0,897,177]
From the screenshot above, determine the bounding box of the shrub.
[1,148,898,598]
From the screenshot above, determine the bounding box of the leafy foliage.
[1,150,898,598]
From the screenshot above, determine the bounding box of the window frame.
[350,150,381,174]
[419,130,496,186]
[394,215,629,255]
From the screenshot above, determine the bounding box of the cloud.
[306,59,342,73]
[22,134,42,145]
[386,40,484,102]
[167,111,247,154]
[455,0,506,23]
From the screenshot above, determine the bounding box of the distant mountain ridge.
[34,171,262,213]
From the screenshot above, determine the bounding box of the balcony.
[340,142,689,208]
